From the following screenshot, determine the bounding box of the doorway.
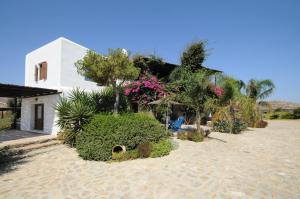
[34,104,44,130]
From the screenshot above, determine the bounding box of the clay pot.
[112,145,126,154]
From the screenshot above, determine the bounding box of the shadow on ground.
[0,147,27,175]
[0,146,60,175]
[207,136,227,143]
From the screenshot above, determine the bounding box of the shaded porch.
[0,83,59,129]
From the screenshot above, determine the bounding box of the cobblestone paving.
[1,120,300,199]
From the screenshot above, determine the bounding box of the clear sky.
[0,0,299,102]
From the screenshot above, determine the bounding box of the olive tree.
[76,49,140,114]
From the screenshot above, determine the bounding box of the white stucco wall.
[22,37,103,135]
[25,38,62,89]
[25,37,100,91]
[20,94,61,135]
[60,38,100,92]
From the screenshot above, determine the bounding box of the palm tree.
[246,79,275,101]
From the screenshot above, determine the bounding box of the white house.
[20,37,102,135]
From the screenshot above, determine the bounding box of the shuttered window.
[38,62,47,80]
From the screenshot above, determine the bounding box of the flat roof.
[0,83,59,98]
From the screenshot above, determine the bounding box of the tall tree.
[246,79,275,101]
[76,49,140,114]
[170,68,212,133]
[169,41,213,133]
[181,41,207,71]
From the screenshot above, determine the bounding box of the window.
[34,62,47,81]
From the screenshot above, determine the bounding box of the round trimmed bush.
[76,113,168,161]
[150,139,173,158]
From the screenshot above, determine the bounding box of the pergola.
[0,83,58,98]
[149,99,184,131]
[0,83,59,128]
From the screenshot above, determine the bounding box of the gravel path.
[1,120,300,199]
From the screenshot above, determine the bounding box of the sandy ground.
[0,120,300,199]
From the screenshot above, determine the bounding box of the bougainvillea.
[124,76,166,107]
[213,86,224,97]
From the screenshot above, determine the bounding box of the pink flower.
[214,86,224,97]
[124,75,166,106]
[150,76,158,82]
[136,81,141,87]
[124,88,131,96]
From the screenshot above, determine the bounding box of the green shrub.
[112,149,139,161]
[92,87,129,113]
[279,112,295,119]
[213,120,231,133]
[111,139,173,161]
[177,132,188,140]
[213,119,246,134]
[0,115,13,130]
[293,108,300,119]
[76,113,168,161]
[232,119,247,133]
[177,130,204,142]
[233,96,259,128]
[137,142,152,158]
[150,139,173,158]
[187,131,204,142]
[279,112,294,119]
[266,111,295,120]
[268,113,278,119]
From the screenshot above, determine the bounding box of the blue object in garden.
[169,116,185,131]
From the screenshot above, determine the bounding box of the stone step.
[0,135,57,150]
[24,144,64,158]
[11,140,61,154]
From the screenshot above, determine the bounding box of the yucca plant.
[55,89,97,144]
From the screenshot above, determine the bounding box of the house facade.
[20,37,101,135]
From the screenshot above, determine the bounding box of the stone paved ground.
[0,120,300,199]
[0,130,44,142]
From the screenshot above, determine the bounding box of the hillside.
[259,100,300,112]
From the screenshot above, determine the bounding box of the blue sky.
[0,0,299,102]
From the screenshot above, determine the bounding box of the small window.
[34,62,47,81]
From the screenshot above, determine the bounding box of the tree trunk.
[113,83,119,115]
[196,109,202,133]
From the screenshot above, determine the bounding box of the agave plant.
[55,89,96,133]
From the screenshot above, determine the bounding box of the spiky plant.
[56,89,96,133]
